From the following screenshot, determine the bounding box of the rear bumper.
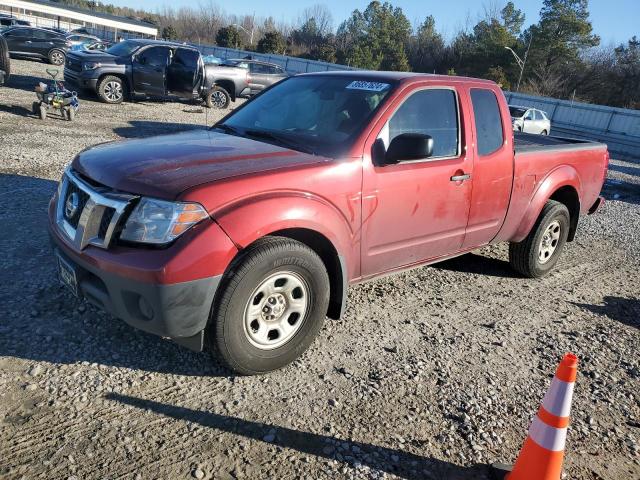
[588,196,605,214]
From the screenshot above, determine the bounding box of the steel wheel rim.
[243,271,309,350]
[210,91,227,108]
[51,52,63,64]
[104,81,122,102]
[538,220,561,264]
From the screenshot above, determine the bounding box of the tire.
[39,105,47,120]
[97,75,125,104]
[48,49,65,66]
[509,200,570,278]
[0,35,10,78]
[205,85,231,109]
[541,130,548,135]
[209,236,330,375]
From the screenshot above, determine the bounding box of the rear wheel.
[208,237,330,375]
[48,49,65,66]
[509,200,570,278]
[97,75,125,104]
[205,85,231,109]
[541,129,548,135]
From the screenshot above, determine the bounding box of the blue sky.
[108,0,638,45]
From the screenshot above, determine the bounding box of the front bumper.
[64,68,98,90]
[48,191,237,351]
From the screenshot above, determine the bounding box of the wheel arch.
[98,72,130,93]
[268,228,347,320]
[512,166,582,243]
[213,79,236,101]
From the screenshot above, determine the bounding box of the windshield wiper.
[244,129,316,155]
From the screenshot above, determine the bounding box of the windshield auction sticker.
[346,81,390,92]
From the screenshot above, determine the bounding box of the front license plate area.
[56,252,78,297]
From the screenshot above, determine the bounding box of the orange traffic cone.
[500,353,579,480]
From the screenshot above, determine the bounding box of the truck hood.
[72,129,330,199]
[67,50,117,64]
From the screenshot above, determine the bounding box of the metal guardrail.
[504,91,640,162]
[192,44,357,74]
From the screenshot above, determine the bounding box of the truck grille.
[66,58,82,72]
[56,168,137,250]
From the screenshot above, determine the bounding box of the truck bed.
[514,132,606,153]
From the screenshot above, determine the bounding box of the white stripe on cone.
[528,416,568,452]
[541,378,575,418]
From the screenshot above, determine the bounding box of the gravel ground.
[1,59,639,480]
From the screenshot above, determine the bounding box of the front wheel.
[509,200,570,278]
[48,49,65,66]
[97,75,125,104]
[209,237,330,375]
[205,85,230,109]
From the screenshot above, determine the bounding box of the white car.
[509,105,551,135]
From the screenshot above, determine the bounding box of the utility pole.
[233,20,255,46]
[505,34,533,92]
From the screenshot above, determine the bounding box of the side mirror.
[384,133,434,164]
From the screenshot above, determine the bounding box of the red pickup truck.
[48,72,608,374]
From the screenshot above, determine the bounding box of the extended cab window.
[379,89,459,158]
[470,89,504,156]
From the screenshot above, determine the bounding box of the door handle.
[450,173,471,182]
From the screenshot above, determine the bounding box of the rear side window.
[470,89,504,156]
[383,89,459,158]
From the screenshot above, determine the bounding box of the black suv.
[1,26,68,65]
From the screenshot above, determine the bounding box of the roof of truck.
[300,70,498,85]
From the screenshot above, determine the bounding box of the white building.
[0,0,157,40]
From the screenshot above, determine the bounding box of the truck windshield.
[218,76,395,157]
[509,106,527,118]
[105,40,140,57]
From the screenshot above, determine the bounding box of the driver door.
[360,86,474,277]
[132,46,171,96]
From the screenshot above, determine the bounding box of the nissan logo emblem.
[65,192,79,219]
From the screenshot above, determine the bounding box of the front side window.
[379,89,459,158]
[138,47,170,67]
[220,76,394,157]
[470,88,504,156]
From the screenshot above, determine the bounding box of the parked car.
[70,39,111,52]
[0,14,30,28]
[0,26,68,64]
[66,33,101,49]
[510,105,551,135]
[0,33,9,84]
[48,72,608,375]
[222,58,288,95]
[64,39,248,107]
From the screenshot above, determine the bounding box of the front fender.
[511,165,582,243]
[211,191,359,279]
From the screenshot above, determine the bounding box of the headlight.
[120,198,209,245]
[82,61,101,70]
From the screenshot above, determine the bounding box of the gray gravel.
[1,59,639,479]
